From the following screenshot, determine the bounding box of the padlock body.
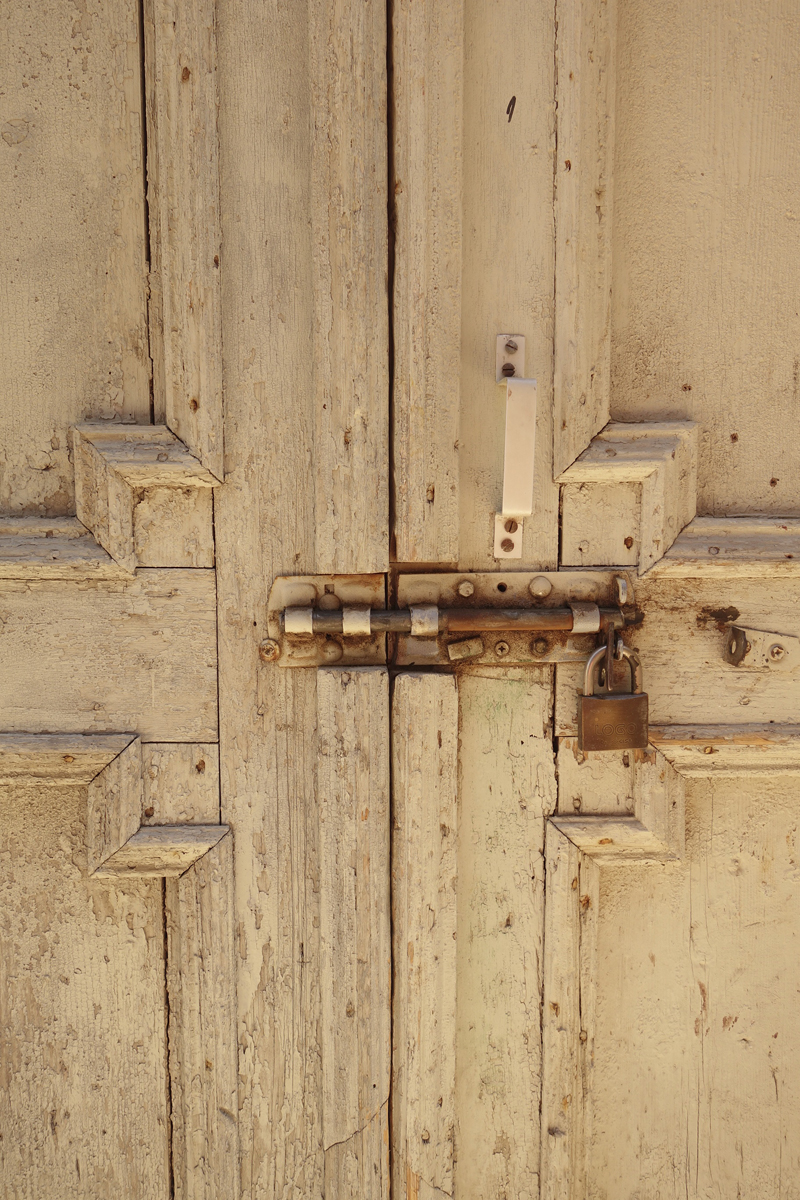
[578,692,649,751]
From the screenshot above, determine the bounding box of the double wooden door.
[3,0,800,1197]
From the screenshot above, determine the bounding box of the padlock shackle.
[583,643,642,696]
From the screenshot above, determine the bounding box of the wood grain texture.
[142,742,220,823]
[540,823,583,1200]
[86,737,142,875]
[391,673,458,1200]
[559,421,697,572]
[143,0,224,476]
[214,0,390,1188]
[0,571,217,740]
[553,0,617,477]
[317,668,390,1196]
[610,0,800,517]
[0,783,170,1196]
[458,0,558,569]
[0,518,128,580]
[0,732,133,783]
[391,0,463,564]
[310,0,389,574]
[587,778,800,1195]
[651,723,800,775]
[455,668,556,1198]
[73,425,218,571]
[93,824,228,878]
[166,832,239,1200]
[0,0,150,516]
[654,516,800,578]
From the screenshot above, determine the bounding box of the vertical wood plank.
[540,822,582,1200]
[552,0,617,477]
[392,0,463,564]
[391,673,459,1200]
[455,668,557,1197]
[311,0,389,574]
[167,832,239,1200]
[143,0,224,476]
[317,667,390,1197]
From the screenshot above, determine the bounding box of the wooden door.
[4,2,800,1199]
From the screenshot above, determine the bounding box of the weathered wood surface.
[391,673,458,1200]
[214,0,390,1189]
[392,0,462,564]
[167,832,239,1200]
[0,732,132,784]
[0,783,170,1196]
[556,576,800,733]
[142,742,220,824]
[651,723,800,775]
[654,517,800,578]
[317,668,390,1196]
[540,823,583,1200]
[610,0,800,517]
[143,0,224,477]
[73,425,218,571]
[0,0,150,517]
[0,518,127,580]
[586,777,800,1195]
[459,0,558,569]
[455,668,556,1197]
[86,738,143,876]
[553,0,617,478]
[559,421,697,572]
[93,824,227,878]
[310,1,389,574]
[0,571,217,740]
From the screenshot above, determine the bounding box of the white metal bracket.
[494,376,537,559]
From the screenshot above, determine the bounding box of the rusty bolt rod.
[285,607,625,635]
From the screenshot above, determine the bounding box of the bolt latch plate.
[724,625,800,671]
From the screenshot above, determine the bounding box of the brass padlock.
[578,642,649,751]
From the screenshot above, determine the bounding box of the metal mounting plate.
[394,570,634,667]
[266,574,385,667]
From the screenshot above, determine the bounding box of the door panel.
[587,776,800,1195]
[0,0,150,515]
[611,0,800,515]
[0,783,170,1197]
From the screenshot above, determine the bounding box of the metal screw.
[505,339,518,353]
[504,518,518,533]
[531,637,548,656]
[258,638,280,663]
[457,580,474,597]
[529,575,552,598]
[500,538,514,552]
[769,643,786,661]
[501,362,516,377]
[494,640,510,657]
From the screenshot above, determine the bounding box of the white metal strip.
[501,378,537,516]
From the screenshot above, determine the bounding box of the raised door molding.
[72,424,219,573]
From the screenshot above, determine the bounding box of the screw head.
[529,575,552,598]
[504,518,518,533]
[320,639,343,663]
[769,643,786,661]
[457,580,474,597]
[494,640,510,658]
[501,362,516,377]
[505,339,518,353]
[531,637,548,656]
[259,638,280,663]
[708,545,720,555]
[500,538,515,553]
